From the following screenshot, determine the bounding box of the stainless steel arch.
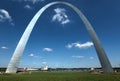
[6,1,113,73]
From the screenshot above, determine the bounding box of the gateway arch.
[6,1,113,73]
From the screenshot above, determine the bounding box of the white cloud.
[66,44,73,49]
[72,55,84,59]
[42,62,47,64]
[24,4,32,9]
[0,9,12,22]
[1,46,9,49]
[61,19,70,24]
[12,0,45,10]
[29,53,38,58]
[66,41,93,49]
[74,42,93,48]
[10,22,15,26]
[29,53,34,57]
[89,57,94,59]
[52,8,70,25]
[43,48,53,52]
[29,0,45,4]
[13,0,45,4]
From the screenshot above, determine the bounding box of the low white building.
[41,66,48,71]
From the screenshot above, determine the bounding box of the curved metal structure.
[6,1,113,73]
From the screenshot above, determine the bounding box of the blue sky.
[0,0,120,68]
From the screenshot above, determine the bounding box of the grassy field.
[0,72,120,81]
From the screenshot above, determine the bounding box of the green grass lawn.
[0,72,120,81]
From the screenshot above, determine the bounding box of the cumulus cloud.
[29,53,38,58]
[72,55,84,59]
[52,8,70,25]
[27,0,45,4]
[12,0,45,10]
[29,53,34,57]
[66,44,73,49]
[1,46,9,49]
[24,4,33,9]
[0,9,12,22]
[13,0,45,4]
[42,62,47,64]
[43,48,53,52]
[66,41,93,49]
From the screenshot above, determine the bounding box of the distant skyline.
[0,0,120,68]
